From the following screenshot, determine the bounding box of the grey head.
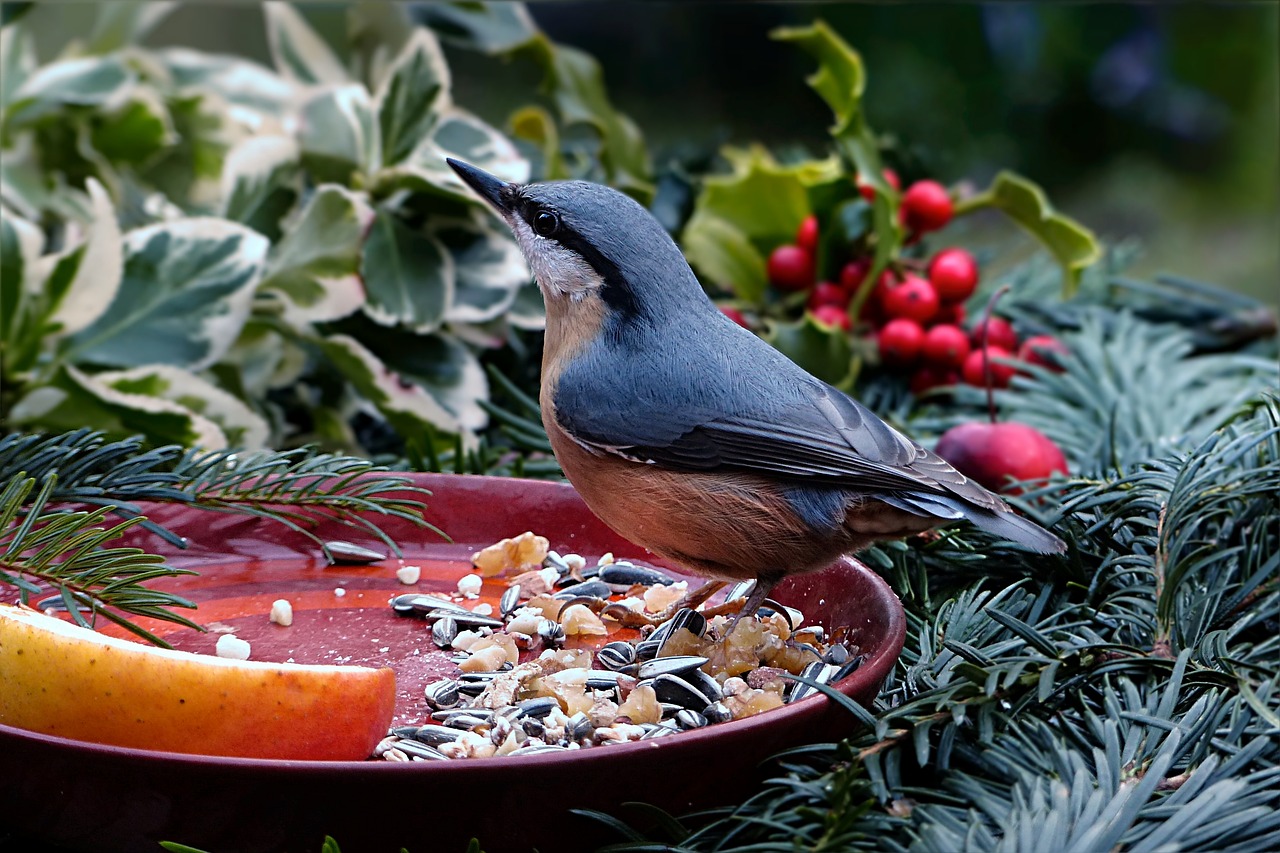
[447,159,716,324]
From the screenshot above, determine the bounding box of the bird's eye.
[533,210,560,237]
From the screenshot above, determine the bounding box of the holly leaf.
[360,209,453,331]
[681,145,839,301]
[762,313,857,389]
[263,1,349,87]
[219,135,300,241]
[966,171,1102,296]
[8,364,259,450]
[376,28,451,167]
[66,218,268,370]
[259,184,369,326]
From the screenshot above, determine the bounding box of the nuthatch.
[447,159,1066,623]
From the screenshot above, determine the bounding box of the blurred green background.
[13,1,1279,304]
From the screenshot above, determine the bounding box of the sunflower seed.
[597,641,638,672]
[407,596,473,616]
[637,655,708,680]
[634,637,663,661]
[598,563,675,588]
[543,551,570,574]
[431,616,459,648]
[521,716,546,739]
[824,643,850,666]
[516,697,560,719]
[725,581,754,602]
[684,668,724,703]
[395,740,449,760]
[424,680,460,709]
[640,722,680,739]
[675,709,707,730]
[664,607,707,639]
[834,654,865,682]
[431,708,494,723]
[648,674,709,710]
[412,724,464,746]
[325,540,386,564]
[426,608,503,629]
[499,584,523,616]
[537,619,565,646]
[567,712,595,741]
[551,580,612,600]
[702,701,733,724]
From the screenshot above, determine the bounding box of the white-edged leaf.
[263,1,349,87]
[9,364,230,450]
[97,364,270,448]
[224,321,307,398]
[84,2,178,55]
[8,55,134,124]
[413,3,539,54]
[298,83,379,182]
[259,184,370,325]
[67,217,269,369]
[220,134,300,239]
[90,85,176,165]
[317,332,469,435]
[360,209,453,331]
[158,48,299,119]
[376,107,528,202]
[0,210,44,349]
[40,179,124,337]
[0,22,37,108]
[375,27,451,167]
[506,279,546,330]
[433,212,527,324]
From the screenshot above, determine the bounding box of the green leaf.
[9,365,235,449]
[0,21,37,108]
[317,328,487,436]
[0,209,43,354]
[39,179,123,338]
[360,209,452,331]
[6,55,133,125]
[763,313,856,388]
[961,171,1102,296]
[219,135,300,241]
[139,91,231,212]
[83,2,177,55]
[517,34,652,202]
[157,48,297,117]
[259,184,368,325]
[375,28,451,167]
[89,86,175,165]
[435,212,527,324]
[67,218,268,369]
[93,365,269,448]
[375,107,529,206]
[771,20,865,136]
[298,84,379,184]
[509,105,567,180]
[263,2,349,87]
[681,145,839,300]
[415,3,539,54]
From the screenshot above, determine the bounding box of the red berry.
[922,324,971,370]
[880,274,940,324]
[858,168,902,202]
[767,245,815,292]
[811,304,852,332]
[934,421,1068,493]
[900,180,953,233]
[808,282,849,311]
[961,346,1016,388]
[936,302,967,326]
[839,259,871,295]
[720,306,750,328]
[970,317,1018,352]
[878,318,925,366]
[1018,335,1068,371]
[910,365,959,395]
[928,248,979,303]
[796,215,819,253]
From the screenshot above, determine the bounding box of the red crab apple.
[962,346,1016,388]
[858,168,901,202]
[970,316,1018,352]
[767,245,814,292]
[1018,335,1069,371]
[928,248,979,303]
[808,282,849,311]
[900,180,953,233]
[720,306,750,328]
[935,422,1068,494]
[922,324,971,370]
[879,318,925,365]
[811,304,852,332]
[796,215,819,253]
[881,274,940,324]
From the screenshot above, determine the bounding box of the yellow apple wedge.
[0,604,395,760]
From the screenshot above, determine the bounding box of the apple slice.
[0,605,395,760]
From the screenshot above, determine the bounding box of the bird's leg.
[720,575,784,638]
[597,579,728,628]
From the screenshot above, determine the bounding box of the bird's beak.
[447,159,513,214]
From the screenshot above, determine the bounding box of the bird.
[446,158,1066,624]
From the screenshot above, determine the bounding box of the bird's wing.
[556,370,1008,513]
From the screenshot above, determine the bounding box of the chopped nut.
[215,634,251,660]
[644,580,687,613]
[471,532,549,577]
[616,683,661,724]
[269,599,293,627]
[559,604,608,636]
[459,644,508,673]
[457,574,483,597]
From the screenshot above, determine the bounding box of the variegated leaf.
[36,179,123,337]
[0,209,43,352]
[259,184,369,325]
[360,209,453,331]
[158,48,298,119]
[67,218,268,370]
[263,1,349,87]
[223,320,307,399]
[99,364,270,448]
[414,3,539,54]
[298,84,379,183]
[434,213,527,324]
[0,21,37,108]
[7,55,134,125]
[376,27,451,167]
[506,279,547,331]
[374,107,528,203]
[89,85,176,166]
[84,2,177,55]
[9,364,231,450]
[220,135,300,240]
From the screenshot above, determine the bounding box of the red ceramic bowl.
[0,474,904,853]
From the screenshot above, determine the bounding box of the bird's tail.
[879,492,1066,554]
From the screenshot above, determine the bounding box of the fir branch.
[0,473,200,647]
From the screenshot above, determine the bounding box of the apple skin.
[0,605,395,760]
[935,421,1068,493]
